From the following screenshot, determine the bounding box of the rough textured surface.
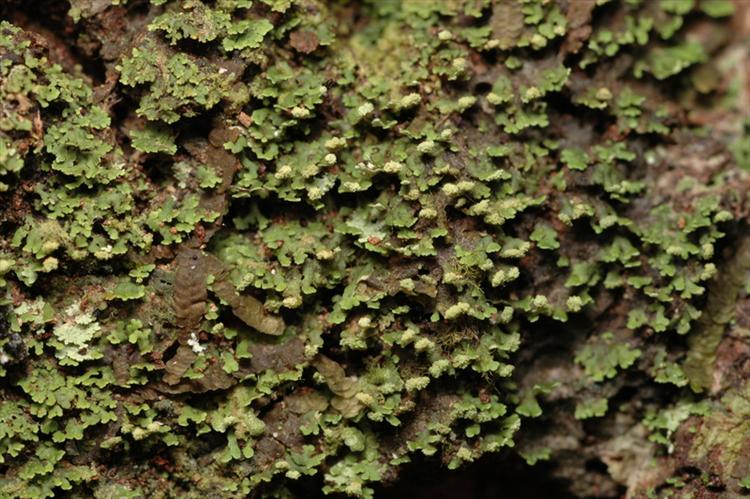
[0,0,749,497]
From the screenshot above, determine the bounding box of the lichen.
[0,0,748,497]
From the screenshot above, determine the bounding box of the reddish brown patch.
[289,30,320,54]
[478,388,491,404]
[237,111,252,127]
[151,455,174,473]
[194,223,206,244]
[469,50,489,76]
[561,0,596,55]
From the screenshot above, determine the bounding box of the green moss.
[576,332,642,382]
[118,37,245,123]
[128,123,177,154]
[0,0,747,496]
[574,398,609,420]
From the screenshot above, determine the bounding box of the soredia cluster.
[0,0,748,497]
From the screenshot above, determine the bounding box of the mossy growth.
[0,0,747,497]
